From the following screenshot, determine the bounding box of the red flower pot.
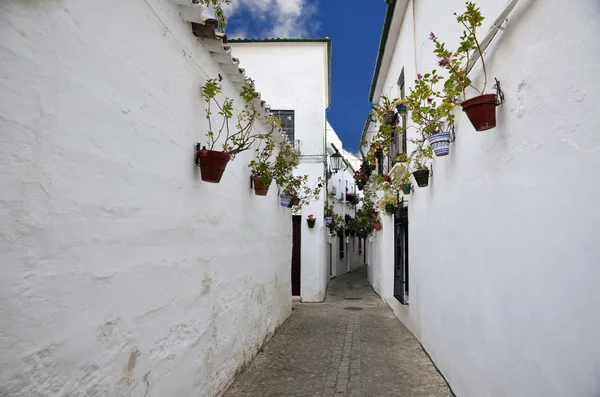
[292,197,301,206]
[197,149,230,183]
[253,176,271,196]
[461,94,498,131]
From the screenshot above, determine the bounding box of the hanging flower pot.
[325,216,333,225]
[382,110,395,125]
[412,170,430,188]
[197,149,230,183]
[306,217,316,228]
[383,173,391,182]
[461,94,498,131]
[337,228,344,237]
[401,184,412,195]
[253,176,271,196]
[374,221,382,231]
[292,196,301,206]
[279,194,293,207]
[396,103,407,116]
[385,204,396,214]
[427,132,452,157]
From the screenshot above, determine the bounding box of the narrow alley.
[224,267,452,397]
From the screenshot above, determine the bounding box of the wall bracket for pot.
[194,143,202,166]
[449,125,456,143]
[250,175,254,189]
[493,78,505,106]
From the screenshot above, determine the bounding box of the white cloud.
[225,0,318,38]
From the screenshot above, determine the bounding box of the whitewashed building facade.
[0,1,293,396]
[230,40,364,301]
[363,0,600,396]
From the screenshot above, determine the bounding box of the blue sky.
[225,0,388,152]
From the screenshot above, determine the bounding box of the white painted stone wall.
[0,1,292,396]
[367,0,600,396]
[230,42,331,302]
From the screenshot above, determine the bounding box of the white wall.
[0,1,292,396]
[368,0,600,396]
[230,42,330,302]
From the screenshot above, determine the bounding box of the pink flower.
[417,74,423,80]
[427,97,433,105]
[429,32,436,40]
[438,58,448,67]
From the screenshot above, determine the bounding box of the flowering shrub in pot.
[430,2,500,131]
[405,72,455,157]
[306,214,316,229]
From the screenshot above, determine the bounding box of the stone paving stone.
[223,266,453,397]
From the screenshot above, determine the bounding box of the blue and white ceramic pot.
[427,132,451,157]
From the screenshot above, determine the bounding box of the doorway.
[394,207,409,304]
[291,215,302,296]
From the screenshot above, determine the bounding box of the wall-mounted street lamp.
[330,149,344,173]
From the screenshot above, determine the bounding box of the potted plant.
[373,95,404,125]
[405,72,455,157]
[400,170,412,194]
[374,217,383,231]
[197,78,271,183]
[281,175,323,211]
[430,3,499,131]
[306,214,316,228]
[324,202,334,226]
[411,146,433,188]
[248,135,276,196]
[379,188,398,215]
[346,192,359,205]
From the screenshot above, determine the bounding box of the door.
[394,207,409,304]
[291,215,301,296]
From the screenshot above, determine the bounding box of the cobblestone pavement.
[223,266,453,397]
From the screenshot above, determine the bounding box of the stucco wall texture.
[0,1,292,396]
[368,0,600,396]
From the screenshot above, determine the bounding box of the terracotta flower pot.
[412,170,430,188]
[292,197,301,206]
[197,149,230,183]
[383,173,391,182]
[253,176,271,196]
[374,221,382,231]
[461,94,498,131]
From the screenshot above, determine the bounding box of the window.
[339,233,344,259]
[273,110,295,144]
